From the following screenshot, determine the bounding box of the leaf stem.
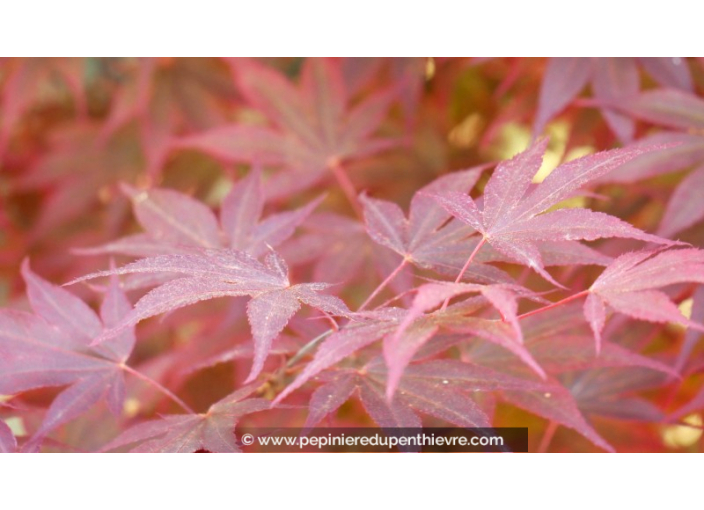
[358,259,408,311]
[455,237,487,284]
[518,290,590,321]
[328,158,363,219]
[121,364,195,414]
[439,237,487,312]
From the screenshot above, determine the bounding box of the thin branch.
[518,290,590,321]
[358,259,408,311]
[455,237,487,284]
[439,237,487,311]
[121,364,195,414]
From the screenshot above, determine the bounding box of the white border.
[0,454,700,507]
[0,2,697,56]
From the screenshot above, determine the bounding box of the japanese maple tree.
[2,57,704,453]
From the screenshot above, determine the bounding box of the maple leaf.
[11,122,142,238]
[595,89,704,238]
[100,58,235,177]
[534,57,693,143]
[459,314,670,451]
[501,382,614,452]
[430,139,675,287]
[176,58,398,203]
[302,360,510,433]
[584,249,704,351]
[0,261,136,451]
[280,211,372,284]
[0,58,86,160]
[101,385,269,453]
[272,309,405,406]
[384,281,545,399]
[273,290,546,406]
[67,248,351,383]
[358,167,520,296]
[78,169,321,260]
[300,358,611,451]
[465,303,678,387]
[567,367,669,424]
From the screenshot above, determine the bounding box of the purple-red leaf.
[586,249,704,348]
[121,184,221,248]
[657,165,704,239]
[21,259,102,345]
[69,248,350,381]
[246,290,302,382]
[502,383,614,452]
[431,141,674,286]
[534,58,590,136]
[102,386,269,453]
[0,263,138,449]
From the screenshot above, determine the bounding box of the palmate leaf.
[12,122,143,238]
[272,309,403,406]
[468,304,678,378]
[273,288,546,407]
[501,384,614,452]
[303,360,516,433]
[101,385,269,453]
[597,89,704,238]
[176,58,398,200]
[657,165,704,239]
[280,211,372,284]
[384,281,544,399]
[463,310,676,451]
[79,169,321,259]
[67,248,351,383]
[0,262,136,451]
[300,358,614,450]
[430,139,675,287]
[567,367,669,424]
[0,58,87,160]
[585,249,704,351]
[534,57,693,142]
[100,58,234,177]
[359,167,520,286]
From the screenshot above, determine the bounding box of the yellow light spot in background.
[448,113,484,149]
[123,398,141,418]
[489,121,571,184]
[548,196,587,212]
[3,416,27,437]
[206,176,233,206]
[425,58,436,81]
[663,414,703,449]
[491,122,531,161]
[679,298,693,320]
[564,145,595,163]
[532,121,570,183]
